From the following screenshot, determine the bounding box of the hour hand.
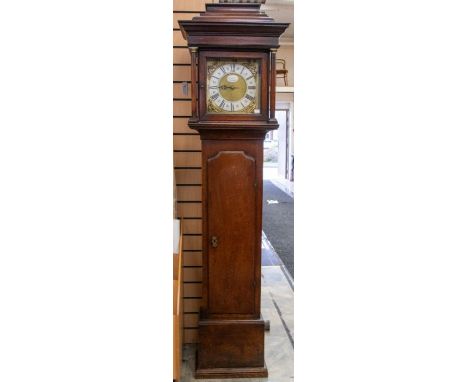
[219,85,237,90]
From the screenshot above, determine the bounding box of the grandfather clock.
[179,2,288,379]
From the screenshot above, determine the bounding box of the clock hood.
[179,3,289,49]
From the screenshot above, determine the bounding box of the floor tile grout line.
[270,292,294,349]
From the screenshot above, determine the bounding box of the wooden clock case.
[198,50,269,121]
[179,3,288,379]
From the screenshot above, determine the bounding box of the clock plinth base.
[195,318,268,379]
[195,366,268,379]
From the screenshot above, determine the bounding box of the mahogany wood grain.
[178,2,288,377]
[196,319,267,378]
[190,48,199,118]
[270,49,276,121]
[206,151,256,315]
[197,50,269,122]
[200,140,264,321]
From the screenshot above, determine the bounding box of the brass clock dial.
[206,59,260,114]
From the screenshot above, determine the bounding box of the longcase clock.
[179,2,288,379]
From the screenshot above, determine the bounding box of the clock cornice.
[179,3,288,49]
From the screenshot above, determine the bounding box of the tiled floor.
[180,253,294,382]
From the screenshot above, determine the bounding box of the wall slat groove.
[184,252,202,267]
[173,0,211,345]
[173,84,191,100]
[173,30,187,47]
[173,48,191,65]
[181,220,202,234]
[184,267,203,282]
[173,10,201,14]
[173,0,208,12]
[173,100,192,116]
[184,313,200,327]
[175,170,201,185]
[173,66,191,82]
[178,202,202,217]
[174,152,201,167]
[173,135,201,151]
[184,329,198,344]
[182,235,202,250]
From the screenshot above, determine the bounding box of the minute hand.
[219,85,238,90]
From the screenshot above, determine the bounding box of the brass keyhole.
[211,236,218,248]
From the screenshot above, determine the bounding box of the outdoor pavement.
[262,180,294,278]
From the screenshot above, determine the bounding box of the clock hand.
[219,85,238,90]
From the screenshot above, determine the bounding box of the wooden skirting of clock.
[179,2,288,379]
